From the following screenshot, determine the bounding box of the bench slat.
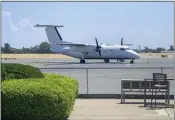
[122,80,169,92]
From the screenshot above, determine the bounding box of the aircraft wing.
[50,43,96,52]
[50,43,94,47]
[59,43,86,46]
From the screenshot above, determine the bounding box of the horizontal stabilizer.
[123,44,133,46]
[120,37,133,46]
[34,24,64,28]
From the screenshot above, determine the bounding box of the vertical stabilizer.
[34,24,64,44]
[34,24,69,53]
[45,27,63,43]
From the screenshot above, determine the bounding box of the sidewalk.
[68,99,174,120]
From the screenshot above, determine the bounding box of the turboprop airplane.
[34,24,140,64]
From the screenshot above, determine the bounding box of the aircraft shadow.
[44,62,132,65]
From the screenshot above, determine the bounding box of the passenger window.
[120,48,126,51]
[126,48,131,50]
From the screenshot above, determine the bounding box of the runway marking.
[155,109,168,116]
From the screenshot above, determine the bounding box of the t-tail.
[120,37,133,46]
[34,24,70,53]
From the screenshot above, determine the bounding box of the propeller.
[94,37,102,57]
[121,37,123,45]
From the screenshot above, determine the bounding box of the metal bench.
[121,79,170,104]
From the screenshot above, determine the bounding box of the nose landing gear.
[130,59,134,64]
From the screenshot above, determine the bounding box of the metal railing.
[40,67,174,98]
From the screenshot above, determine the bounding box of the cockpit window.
[120,48,126,50]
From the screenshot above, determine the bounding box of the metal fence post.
[161,67,163,73]
[86,68,89,95]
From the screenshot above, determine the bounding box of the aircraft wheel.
[130,60,134,64]
[80,59,85,63]
[119,59,125,62]
[104,59,109,63]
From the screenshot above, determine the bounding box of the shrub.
[2,63,44,80]
[2,73,79,120]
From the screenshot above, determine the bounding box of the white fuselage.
[34,24,140,61]
[50,44,140,60]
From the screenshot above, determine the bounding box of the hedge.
[2,73,79,120]
[1,63,44,80]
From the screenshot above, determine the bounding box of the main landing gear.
[80,52,87,64]
[80,59,85,64]
[104,59,109,63]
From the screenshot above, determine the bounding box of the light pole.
[173,3,175,120]
[173,41,175,120]
[174,38,175,120]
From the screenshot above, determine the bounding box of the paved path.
[68,99,174,120]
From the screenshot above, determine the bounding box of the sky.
[2,2,174,49]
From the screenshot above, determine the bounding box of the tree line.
[1,42,174,54]
[133,45,174,53]
[1,42,53,54]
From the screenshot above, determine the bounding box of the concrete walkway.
[68,99,174,120]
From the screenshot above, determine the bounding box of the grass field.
[1,53,174,59]
[140,53,174,58]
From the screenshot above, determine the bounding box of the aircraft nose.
[135,53,140,59]
[129,51,140,59]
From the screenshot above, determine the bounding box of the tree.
[26,48,30,53]
[30,45,40,53]
[22,47,30,53]
[39,42,51,53]
[22,47,26,53]
[16,49,23,53]
[1,47,4,53]
[156,47,165,53]
[144,46,150,53]
[169,45,174,51]
[4,43,11,53]
[138,45,141,51]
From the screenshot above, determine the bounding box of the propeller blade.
[99,50,101,56]
[94,37,101,57]
[95,37,99,47]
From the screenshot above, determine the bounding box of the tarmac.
[2,57,174,68]
[2,58,175,95]
[68,99,174,120]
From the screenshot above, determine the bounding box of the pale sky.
[2,2,174,49]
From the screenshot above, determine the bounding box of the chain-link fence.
[40,67,174,96]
